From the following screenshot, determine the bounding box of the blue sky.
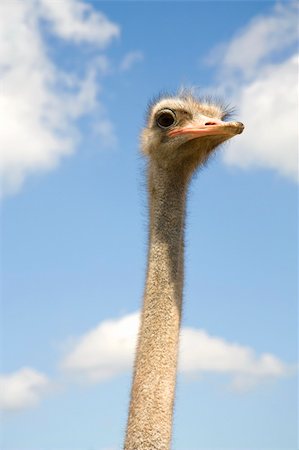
[0,1,298,450]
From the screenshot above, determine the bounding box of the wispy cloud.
[94,119,118,149]
[0,0,119,196]
[120,51,144,71]
[0,367,50,411]
[207,2,298,182]
[207,2,297,78]
[39,0,119,46]
[61,312,292,391]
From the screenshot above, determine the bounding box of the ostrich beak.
[168,120,244,139]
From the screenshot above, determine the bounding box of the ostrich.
[124,91,244,450]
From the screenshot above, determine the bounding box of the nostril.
[205,121,218,126]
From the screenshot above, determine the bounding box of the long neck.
[124,162,188,450]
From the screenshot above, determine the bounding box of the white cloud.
[180,327,288,392]
[224,54,298,181]
[61,312,291,391]
[208,2,298,78]
[39,0,120,46]
[62,313,139,382]
[0,0,119,196]
[207,2,298,182]
[0,367,49,411]
[120,51,144,71]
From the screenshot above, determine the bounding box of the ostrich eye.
[156,110,176,129]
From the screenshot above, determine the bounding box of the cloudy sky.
[1,1,297,449]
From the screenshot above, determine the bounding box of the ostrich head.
[141,92,244,176]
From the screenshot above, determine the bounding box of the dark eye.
[156,110,176,129]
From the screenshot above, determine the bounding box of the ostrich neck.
[125,162,188,450]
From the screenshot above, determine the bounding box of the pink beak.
[168,118,244,139]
